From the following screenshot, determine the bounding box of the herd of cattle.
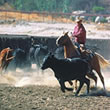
[0,43,64,73]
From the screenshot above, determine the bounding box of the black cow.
[54,47,64,59]
[41,53,90,96]
[8,48,31,71]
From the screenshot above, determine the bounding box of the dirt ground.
[0,68,110,110]
[0,84,110,110]
[0,22,110,39]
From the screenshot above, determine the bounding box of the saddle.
[76,44,95,61]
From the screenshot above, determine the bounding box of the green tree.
[0,0,109,14]
[0,0,5,5]
[14,0,22,10]
[92,6,105,13]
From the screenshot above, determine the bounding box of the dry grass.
[0,10,73,23]
[96,23,110,30]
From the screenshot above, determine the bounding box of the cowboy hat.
[75,17,83,23]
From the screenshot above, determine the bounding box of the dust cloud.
[0,64,110,91]
[15,69,59,87]
[0,64,59,87]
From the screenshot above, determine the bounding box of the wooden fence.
[0,10,110,23]
[0,34,110,59]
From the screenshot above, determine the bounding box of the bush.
[91,16,96,22]
[70,15,75,21]
[100,18,108,23]
[92,6,105,13]
[0,0,5,5]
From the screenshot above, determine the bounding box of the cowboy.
[0,47,14,73]
[71,17,95,59]
[71,17,86,51]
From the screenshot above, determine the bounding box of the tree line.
[0,0,108,14]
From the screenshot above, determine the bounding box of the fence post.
[5,11,7,22]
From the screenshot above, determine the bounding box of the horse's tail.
[95,52,110,68]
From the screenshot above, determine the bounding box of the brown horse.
[56,32,110,90]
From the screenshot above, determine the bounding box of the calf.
[41,53,90,96]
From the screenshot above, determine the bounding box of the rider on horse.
[71,17,94,60]
[71,17,86,51]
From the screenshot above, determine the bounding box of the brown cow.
[0,47,14,73]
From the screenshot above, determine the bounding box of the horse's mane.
[62,32,77,48]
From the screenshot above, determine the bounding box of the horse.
[41,53,90,96]
[29,44,48,70]
[0,47,14,73]
[56,32,110,90]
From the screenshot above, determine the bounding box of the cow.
[41,53,90,96]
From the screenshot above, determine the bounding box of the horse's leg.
[95,68,106,90]
[92,62,105,90]
[87,71,97,88]
[93,56,106,90]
